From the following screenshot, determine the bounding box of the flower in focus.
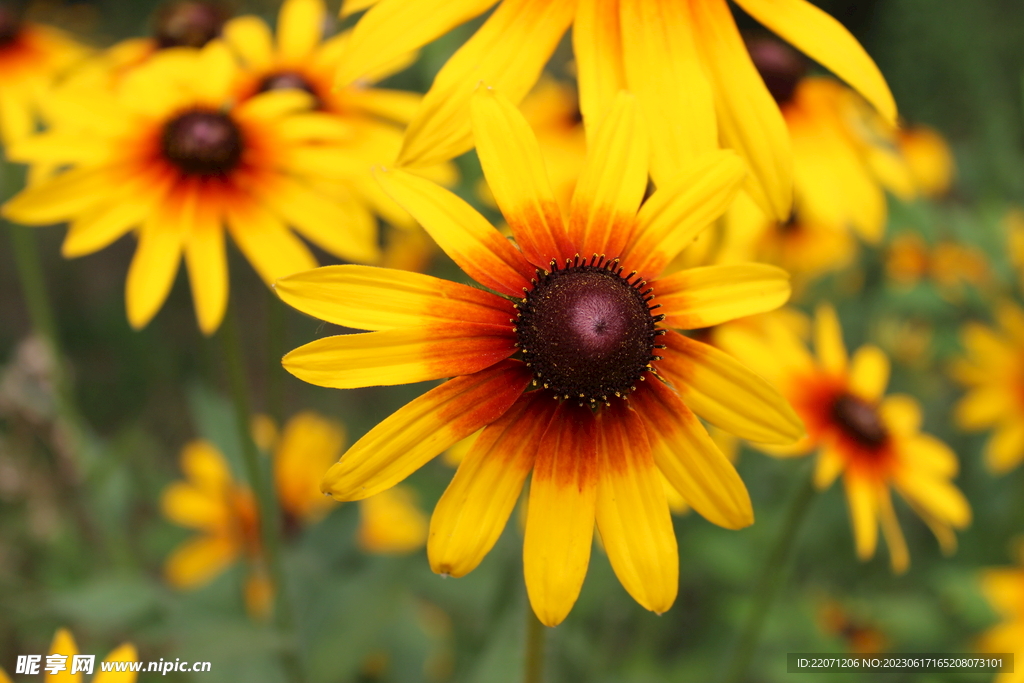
[276,88,802,626]
[2,43,381,335]
[0,1,86,146]
[223,0,455,232]
[33,627,138,682]
[717,305,971,573]
[336,0,895,223]
[977,544,1024,683]
[951,302,1024,474]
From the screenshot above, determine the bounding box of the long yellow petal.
[623,151,746,279]
[396,0,575,168]
[875,487,909,574]
[277,0,324,63]
[691,0,793,220]
[164,535,238,589]
[595,401,678,613]
[574,0,625,135]
[631,378,753,529]
[848,344,890,402]
[184,215,228,336]
[524,402,599,627]
[125,209,184,330]
[321,361,531,500]
[895,470,971,529]
[335,0,496,86]
[567,91,649,259]
[619,0,716,185]
[2,166,116,224]
[161,482,230,531]
[733,0,896,125]
[62,194,154,258]
[275,264,514,331]
[226,200,317,286]
[92,644,139,683]
[275,411,344,522]
[222,16,274,71]
[656,263,791,330]
[814,303,847,374]
[471,86,573,267]
[429,392,552,577]
[374,167,533,296]
[844,474,877,561]
[282,327,516,389]
[985,422,1024,475]
[658,331,804,445]
[46,628,81,683]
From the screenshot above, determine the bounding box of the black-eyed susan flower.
[977,544,1024,681]
[276,87,802,626]
[0,2,85,146]
[336,0,894,223]
[951,302,1024,474]
[717,305,971,573]
[2,42,381,335]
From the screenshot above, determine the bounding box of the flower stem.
[266,289,286,426]
[523,602,546,683]
[220,306,304,683]
[722,464,817,683]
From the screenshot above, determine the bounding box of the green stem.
[266,289,286,426]
[523,602,546,683]
[722,464,817,683]
[220,307,304,683]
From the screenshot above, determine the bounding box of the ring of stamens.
[513,254,666,407]
[831,393,888,449]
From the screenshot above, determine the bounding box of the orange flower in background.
[885,232,989,300]
[2,42,382,335]
[336,0,895,223]
[276,88,803,626]
[951,302,1024,474]
[0,2,86,146]
[718,305,971,573]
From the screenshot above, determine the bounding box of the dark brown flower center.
[154,0,228,49]
[831,393,888,449]
[745,35,807,106]
[515,256,665,406]
[0,3,20,46]
[258,71,321,107]
[161,109,243,176]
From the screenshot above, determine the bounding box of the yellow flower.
[717,305,971,573]
[951,302,1024,474]
[276,87,802,626]
[336,0,894,222]
[0,5,86,146]
[273,410,345,525]
[358,486,429,554]
[2,42,382,335]
[898,124,955,198]
[885,232,989,301]
[977,545,1024,683]
[32,627,138,683]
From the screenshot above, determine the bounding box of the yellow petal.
[374,167,533,296]
[274,411,345,522]
[619,0,717,184]
[844,474,877,561]
[164,535,238,589]
[470,86,572,267]
[223,15,274,70]
[901,434,958,479]
[358,486,429,554]
[396,0,575,167]
[226,200,317,286]
[656,263,791,330]
[659,331,805,445]
[894,470,971,529]
[878,394,921,437]
[595,402,678,614]
[691,0,793,220]
[192,42,237,105]
[631,378,753,530]
[566,91,649,259]
[875,488,909,574]
[524,402,599,627]
[277,0,325,63]
[734,0,897,125]
[62,194,154,258]
[161,482,230,531]
[234,89,315,124]
[184,218,228,336]
[275,264,513,331]
[335,0,496,86]
[282,327,515,389]
[321,361,531,500]
[954,386,1009,431]
[341,0,381,17]
[429,393,550,576]
[92,643,139,683]
[574,0,625,136]
[181,440,234,492]
[814,303,847,374]
[623,151,746,279]
[345,88,423,124]
[2,166,115,224]
[985,422,1024,474]
[814,446,845,490]
[125,209,184,331]
[848,345,890,402]
[46,628,81,683]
